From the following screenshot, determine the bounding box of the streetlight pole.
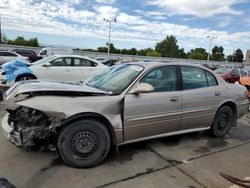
[103,18,117,55]
[207,35,217,61]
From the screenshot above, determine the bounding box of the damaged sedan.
[1,62,249,168]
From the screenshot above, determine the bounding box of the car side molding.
[118,127,210,146]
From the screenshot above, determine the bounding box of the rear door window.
[73,58,96,67]
[205,71,218,86]
[181,66,208,90]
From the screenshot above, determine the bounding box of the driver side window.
[140,66,177,92]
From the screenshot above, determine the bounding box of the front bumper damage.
[1,107,59,148]
[2,114,22,146]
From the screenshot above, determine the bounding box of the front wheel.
[209,106,233,137]
[57,119,111,168]
[16,74,36,82]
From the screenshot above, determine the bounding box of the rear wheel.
[57,119,111,168]
[209,106,233,137]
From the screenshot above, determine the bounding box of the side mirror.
[132,83,154,94]
[43,62,51,67]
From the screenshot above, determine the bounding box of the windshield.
[33,55,57,65]
[84,64,144,94]
[214,67,231,74]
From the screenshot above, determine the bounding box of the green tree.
[121,49,128,54]
[97,46,108,53]
[211,46,225,61]
[146,49,161,57]
[127,48,137,55]
[4,36,39,47]
[226,55,234,62]
[28,38,39,47]
[155,35,180,57]
[178,48,187,58]
[187,48,208,60]
[234,48,244,62]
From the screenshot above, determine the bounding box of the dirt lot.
[0,104,250,188]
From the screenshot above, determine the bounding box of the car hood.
[1,60,30,70]
[5,80,109,99]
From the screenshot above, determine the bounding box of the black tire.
[16,74,36,82]
[57,119,111,168]
[210,106,233,137]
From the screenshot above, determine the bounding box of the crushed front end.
[2,106,54,148]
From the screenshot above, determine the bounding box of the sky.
[0,0,250,56]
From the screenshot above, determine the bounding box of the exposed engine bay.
[6,107,55,148]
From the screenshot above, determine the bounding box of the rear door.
[71,58,105,82]
[179,66,222,130]
[124,65,182,141]
[32,57,73,82]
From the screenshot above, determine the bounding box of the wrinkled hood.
[1,60,30,70]
[6,80,108,99]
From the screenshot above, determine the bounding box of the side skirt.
[118,127,210,146]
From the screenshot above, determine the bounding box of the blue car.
[0,60,32,86]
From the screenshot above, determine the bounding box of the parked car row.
[213,66,250,97]
[1,62,249,168]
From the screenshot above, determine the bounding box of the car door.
[123,65,181,141]
[71,58,104,82]
[179,66,223,130]
[32,57,73,82]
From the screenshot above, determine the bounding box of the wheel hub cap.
[72,131,98,157]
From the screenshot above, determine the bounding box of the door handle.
[215,91,221,96]
[65,69,71,72]
[170,96,179,102]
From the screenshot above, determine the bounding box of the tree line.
[1,34,244,62]
[1,35,39,47]
[78,35,244,63]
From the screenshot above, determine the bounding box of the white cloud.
[217,16,233,28]
[148,0,244,18]
[117,13,147,25]
[96,0,116,4]
[0,0,249,55]
[96,5,119,18]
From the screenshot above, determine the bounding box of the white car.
[0,51,28,65]
[0,55,107,86]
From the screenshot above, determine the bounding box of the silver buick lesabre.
[1,62,249,167]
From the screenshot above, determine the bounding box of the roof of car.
[128,61,206,69]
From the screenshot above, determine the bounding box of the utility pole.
[103,18,117,55]
[207,35,217,61]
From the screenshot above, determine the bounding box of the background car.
[214,67,240,83]
[1,63,248,167]
[11,49,43,62]
[102,59,118,66]
[238,69,250,98]
[0,51,28,65]
[0,55,107,86]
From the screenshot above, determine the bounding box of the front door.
[32,57,73,83]
[124,65,181,141]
